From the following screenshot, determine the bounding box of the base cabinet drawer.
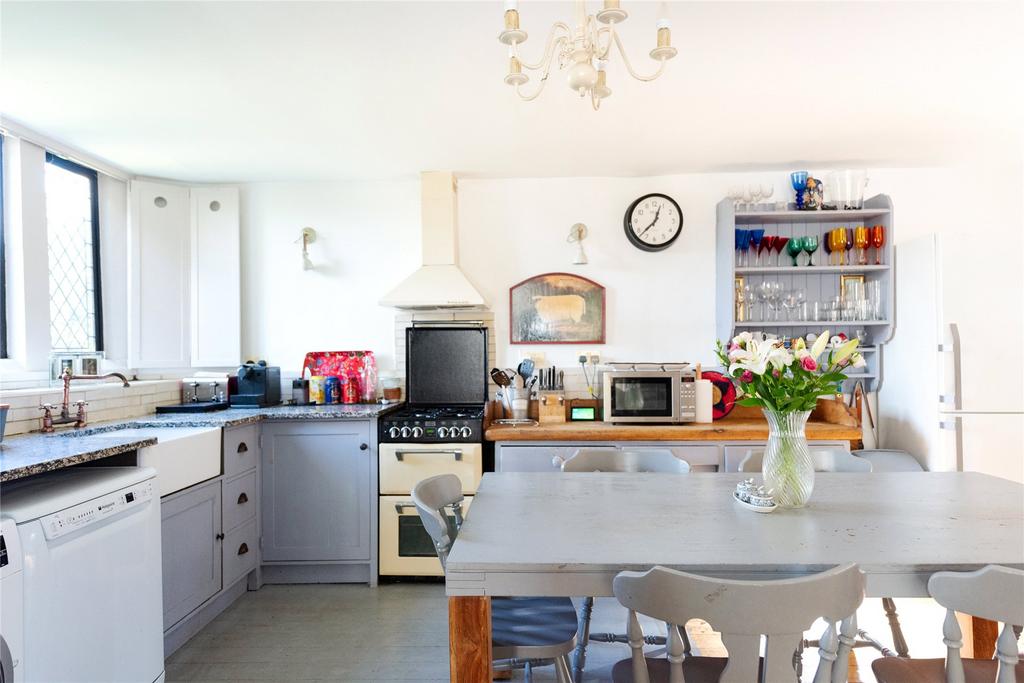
[223,519,258,587]
[223,470,257,532]
[224,425,259,478]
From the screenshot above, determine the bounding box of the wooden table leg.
[971,616,998,659]
[449,596,492,683]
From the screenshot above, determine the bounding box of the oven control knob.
[400,426,412,439]
[460,427,472,439]
[411,427,424,438]
[437,427,449,439]
[387,426,400,439]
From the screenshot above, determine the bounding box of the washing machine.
[1,467,164,683]
[0,518,24,683]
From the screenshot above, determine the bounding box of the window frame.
[0,134,7,358]
[44,151,104,353]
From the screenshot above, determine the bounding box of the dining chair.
[737,447,873,473]
[561,447,692,682]
[411,474,579,683]
[561,448,692,474]
[611,563,866,683]
[872,565,1024,683]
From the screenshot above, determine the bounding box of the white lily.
[767,343,794,370]
[729,339,771,376]
[851,352,867,369]
[833,338,860,365]
[809,331,830,361]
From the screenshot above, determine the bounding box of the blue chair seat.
[492,596,579,650]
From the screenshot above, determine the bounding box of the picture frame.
[734,275,746,322]
[509,272,606,344]
[840,274,865,304]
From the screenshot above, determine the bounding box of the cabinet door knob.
[215,533,225,541]
[237,492,249,504]
[237,543,249,556]
[236,442,248,454]
[360,443,368,451]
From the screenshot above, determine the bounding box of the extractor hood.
[380,171,486,309]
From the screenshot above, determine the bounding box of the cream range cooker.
[378,325,487,577]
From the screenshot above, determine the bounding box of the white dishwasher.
[0,467,164,683]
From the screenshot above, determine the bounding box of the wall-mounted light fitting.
[296,227,317,270]
[567,223,588,264]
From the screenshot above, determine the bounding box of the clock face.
[624,193,683,251]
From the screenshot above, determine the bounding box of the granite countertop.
[0,402,401,483]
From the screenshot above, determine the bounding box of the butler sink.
[106,426,222,497]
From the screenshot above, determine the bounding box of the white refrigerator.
[878,234,1024,482]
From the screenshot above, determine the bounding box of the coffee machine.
[229,360,282,408]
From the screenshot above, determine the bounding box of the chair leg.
[572,596,594,683]
[524,660,532,682]
[794,637,805,682]
[554,654,574,683]
[881,598,910,657]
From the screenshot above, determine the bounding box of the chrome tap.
[40,368,131,432]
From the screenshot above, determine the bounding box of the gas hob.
[380,405,484,443]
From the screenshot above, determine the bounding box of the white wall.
[239,180,421,372]
[239,166,1020,369]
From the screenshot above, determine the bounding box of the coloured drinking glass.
[786,236,805,266]
[802,235,819,267]
[871,225,886,265]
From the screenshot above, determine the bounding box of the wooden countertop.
[485,415,862,442]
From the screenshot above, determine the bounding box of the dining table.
[444,471,1024,682]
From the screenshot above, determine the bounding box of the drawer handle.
[395,449,463,462]
[237,542,249,556]
[236,442,248,454]
[216,533,225,541]
[237,492,249,505]
[394,502,418,513]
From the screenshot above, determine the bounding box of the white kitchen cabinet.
[190,186,240,367]
[495,443,721,472]
[129,180,190,368]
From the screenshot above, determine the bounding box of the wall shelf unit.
[716,194,895,393]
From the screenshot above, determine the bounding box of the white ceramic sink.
[112,427,222,497]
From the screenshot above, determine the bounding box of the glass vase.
[762,409,814,508]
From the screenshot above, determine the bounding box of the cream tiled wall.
[0,380,182,436]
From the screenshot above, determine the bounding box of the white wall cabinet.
[190,187,240,367]
[129,180,190,367]
[129,181,240,369]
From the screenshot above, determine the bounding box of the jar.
[381,374,402,403]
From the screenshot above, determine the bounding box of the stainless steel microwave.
[602,370,696,423]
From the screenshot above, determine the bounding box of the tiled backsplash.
[0,380,182,436]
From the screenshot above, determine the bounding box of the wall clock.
[623,193,683,251]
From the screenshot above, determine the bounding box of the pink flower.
[772,369,781,378]
[801,356,818,371]
[740,370,754,383]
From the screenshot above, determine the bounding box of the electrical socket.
[588,352,600,365]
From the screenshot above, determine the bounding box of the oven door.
[379,495,473,576]
[602,372,681,423]
[378,442,483,495]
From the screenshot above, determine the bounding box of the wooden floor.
[165,584,942,682]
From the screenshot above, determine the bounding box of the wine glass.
[822,230,833,265]
[728,187,744,211]
[748,184,763,210]
[845,228,855,263]
[773,236,789,267]
[760,235,776,267]
[735,229,750,266]
[767,281,783,321]
[790,172,809,209]
[832,228,847,265]
[854,226,870,265]
[871,224,886,264]
[786,236,805,266]
[802,235,819,267]
[761,183,774,207]
[749,229,765,266]
[756,282,772,321]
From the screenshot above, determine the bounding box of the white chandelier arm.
[515,22,572,70]
[595,24,614,60]
[515,70,552,101]
[612,30,668,82]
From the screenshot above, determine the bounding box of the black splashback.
[405,326,487,405]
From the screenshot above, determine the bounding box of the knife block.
[538,393,566,424]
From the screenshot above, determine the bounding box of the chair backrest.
[927,565,1024,683]
[614,563,865,683]
[737,447,873,473]
[411,474,465,570]
[561,448,691,473]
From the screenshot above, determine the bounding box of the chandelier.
[498,0,677,110]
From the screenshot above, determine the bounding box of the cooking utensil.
[558,370,564,391]
[517,359,535,388]
[491,367,511,387]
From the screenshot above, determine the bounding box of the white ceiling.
[2,1,1021,182]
